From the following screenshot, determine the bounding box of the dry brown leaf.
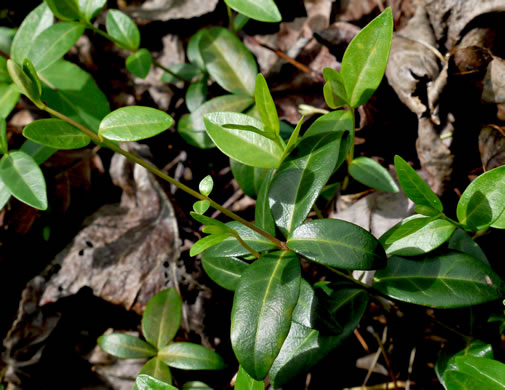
[479,125,505,170]
[127,0,219,21]
[482,57,505,104]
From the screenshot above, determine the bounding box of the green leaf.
[0,119,7,154]
[201,254,249,291]
[373,251,505,308]
[255,170,275,235]
[235,365,264,390]
[414,204,442,217]
[322,68,347,109]
[0,151,47,210]
[491,207,505,229]
[0,27,16,55]
[137,357,173,386]
[444,356,505,390]
[187,30,206,70]
[126,49,152,79]
[40,60,110,131]
[7,59,42,107]
[0,180,7,210]
[78,0,107,22]
[199,175,213,196]
[142,288,181,349]
[255,74,279,135]
[97,333,157,359]
[158,342,225,370]
[394,155,443,212]
[380,215,456,256]
[199,27,258,96]
[269,133,341,236]
[161,63,202,83]
[182,382,213,390]
[193,200,210,214]
[233,13,250,31]
[178,94,253,149]
[23,118,90,150]
[186,77,208,112]
[99,106,173,141]
[0,57,11,83]
[291,279,318,329]
[224,0,281,22]
[448,228,489,265]
[45,0,81,20]
[456,165,505,231]
[0,84,20,119]
[191,233,231,256]
[230,159,270,198]
[287,219,386,270]
[20,140,56,164]
[204,221,277,257]
[340,8,393,108]
[106,9,140,51]
[27,22,85,72]
[23,58,42,97]
[349,157,399,192]
[136,374,177,390]
[11,3,53,66]
[280,116,303,163]
[204,112,283,169]
[231,251,300,380]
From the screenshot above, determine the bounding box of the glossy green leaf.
[190,233,231,256]
[233,13,250,31]
[349,157,399,193]
[279,116,303,165]
[23,58,42,98]
[187,30,206,70]
[201,254,249,291]
[204,221,277,257]
[374,251,505,308]
[444,356,505,390]
[199,175,213,196]
[23,118,90,150]
[0,27,16,55]
[11,3,53,65]
[340,8,393,108]
[27,22,85,72]
[40,60,110,131]
[78,0,107,22]
[190,212,236,233]
[45,0,81,20]
[204,112,283,169]
[224,0,281,22]
[7,60,42,107]
[137,358,173,386]
[255,170,275,235]
[142,288,181,349]
[415,204,442,217]
[99,106,173,141]
[0,119,7,154]
[199,27,257,96]
[255,74,279,135]
[287,219,386,270]
[161,63,202,84]
[106,9,140,51]
[20,140,56,164]
[456,165,505,231]
[230,159,270,198]
[269,133,341,236]
[193,200,210,214]
[322,68,347,109]
[491,207,505,229]
[182,382,213,390]
[0,84,20,119]
[394,155,443,211]
[0,151,47,210]
[178,94,253,149]
[126,49,152,79]
[186,77,208,112]
[380,215,456,256]
[0,57,11,83]
[97,333,157,359]
[291,279,318,329]
[448,228,488,265]
[158,342,225,370]
[136,374,177,390]
[231,251,300,380]
[235,366,264,390]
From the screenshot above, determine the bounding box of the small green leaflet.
[201,254,249,291]
[126,49,152,79]
[349,157,399,193]
[136,374,177,390]
[190,233,230,256]
[224,0,281,22]
[235,365,264,390]
[7,59,43,107]
[78,0,107,22]
[322,68,347,109]
[255,74,279,135]
[158,342,226,370]
[23,119,90,149]
[45,0,81,21]
[186,77,208,112]
[97,334,157,359]
[106,9,140,51]
[199,175,213,196]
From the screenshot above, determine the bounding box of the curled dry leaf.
[482,56,505,104]
[127,0,219,22]
[479,125,505,171]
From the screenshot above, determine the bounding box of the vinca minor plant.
[2,3,505,389]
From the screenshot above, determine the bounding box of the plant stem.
[226,4,234,31]
[152,60,187,83]
[44,106,287,250]
[233,234,261,258]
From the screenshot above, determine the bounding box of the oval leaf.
[178,94,253,149]
[199,27,257,96]
[106,9,140,51]
[20,140,57,164]
[394,155,443,211]
[0,151,47,210]
[142,288,181,349]
[78,0,107,22]
[187,30,206,70]
[201,254,249,291]
[136,374,177,390]
[287,219,386,270]
[224,0,281,22]
[456,165,505,231]
[45,0,81,20]
[373,251,505,308]
[97,333,157,359]
[231,251,301,380]
[230,159,270,198]
[349,157,399,192]
[322,68,347,109]
[0,84,20,119]
[204,112,283,169]
[126,48,152,79]
[340,8,393,108]
[186,77,208,112]
[451,356,505,389]
[7,59,42,106]
[158,342,225,370]
[23,118,90,149]
[255,74,279,135]
[235,366,264,390]
[137,357,173,386]
[99,106,174,141]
